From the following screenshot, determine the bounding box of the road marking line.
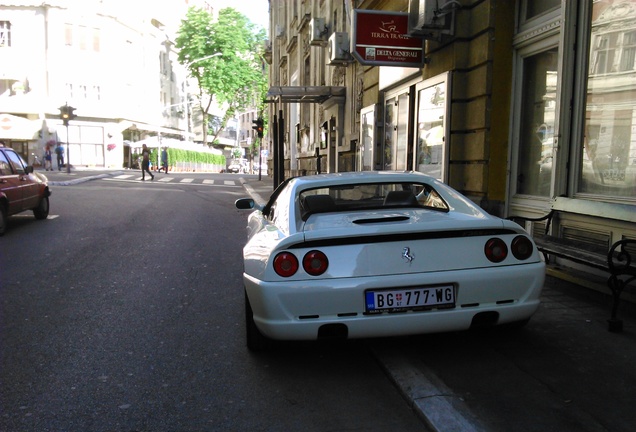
[180,178,194,183]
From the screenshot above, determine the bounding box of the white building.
[0,0,191,168]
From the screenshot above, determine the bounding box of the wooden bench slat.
[533,237,608,271]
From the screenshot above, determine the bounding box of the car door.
[4,149,38,211]
[0,149,25,214]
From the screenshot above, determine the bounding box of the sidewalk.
[240,174,275,205]
[375,276,636,432]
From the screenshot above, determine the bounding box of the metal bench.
[510,200,636,332]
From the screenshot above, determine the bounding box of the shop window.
[359,105,377,171]
[414,73,450,182]
[579,1,636,199]
[383,92,409,171]
[384,100,394,169]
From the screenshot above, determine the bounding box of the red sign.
[352,10,424,67]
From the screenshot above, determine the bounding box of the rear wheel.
[33,196,49,220]
[245,291,274,352]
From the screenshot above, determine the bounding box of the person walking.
[43,145,53,171]
[140,144,154,181]
[55,142,65,171]
[159,147,168,173]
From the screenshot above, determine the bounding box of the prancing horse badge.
[402,247,414,264]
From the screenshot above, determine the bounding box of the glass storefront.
[579,1,636,199]
[415,75,449,181]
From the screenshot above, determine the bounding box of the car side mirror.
[25,165,34,174]
[235,198,256,210]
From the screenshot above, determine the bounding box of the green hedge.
[166,148,225,165]
[133,148,226,166]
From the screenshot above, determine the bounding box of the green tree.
[175,7,268,145]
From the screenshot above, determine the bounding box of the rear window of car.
[299,182,449,219]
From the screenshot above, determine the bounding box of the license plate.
[365,285,455,313]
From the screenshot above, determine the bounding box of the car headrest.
[301,194,336,220]
[383,190,418,207]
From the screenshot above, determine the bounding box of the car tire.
[33,196,49,220]
[0,203,7,236]
[245,291,274,352]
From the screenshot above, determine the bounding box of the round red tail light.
[303,250,329,276]
[273,252,299,277]
[485,238,508,263]
[511,235,534,260]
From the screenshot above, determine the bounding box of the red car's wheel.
[33,196,49,220]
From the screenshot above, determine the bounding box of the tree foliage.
[175,7,268,145]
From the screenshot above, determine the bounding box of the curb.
[48,171,126,186]
[371,342,488,432]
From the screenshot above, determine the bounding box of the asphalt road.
[0,175,426,432]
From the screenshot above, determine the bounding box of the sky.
[213,0,269,30]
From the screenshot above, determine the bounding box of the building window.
[92,85,101,101]
[93,28,100,52]
[65,83,74,99]
[414,72,450,182]
[65,23,73,46]
[620,30,636,72]
[520,0,560,22]
[578,1,636,199]
[591,33,617,74]
[64,24,100,51]
[516,48,558,197]
[0,21,11,48]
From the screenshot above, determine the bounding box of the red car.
[0,145,51,235]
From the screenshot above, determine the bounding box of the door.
[414,72,451,181]
[4,149,39,210]
[383,91,410,171]
[0,149,25,214]
[510,37,561,206]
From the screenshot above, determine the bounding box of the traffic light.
[252,117,264,138]
[59,103,77,126]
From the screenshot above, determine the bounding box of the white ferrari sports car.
[236,171,545,350]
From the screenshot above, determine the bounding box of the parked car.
[252,162,268,175]
[235,171,545,350]
[228,159,249,174]
[0,145,51,235]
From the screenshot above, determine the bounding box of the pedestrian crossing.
[104,174,242,187]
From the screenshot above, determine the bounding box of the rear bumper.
[244,262,545,340]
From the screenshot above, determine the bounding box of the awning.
[117,120,184,136]
[0,114,42,140]
[266,86,346,104]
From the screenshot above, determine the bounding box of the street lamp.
[183,52,222,144]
